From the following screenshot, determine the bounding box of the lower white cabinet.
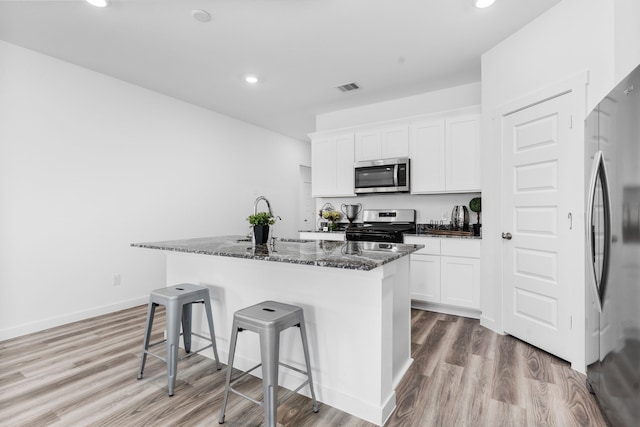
[410,254,441,302]
[440,255,480,309]
[405,236,481,312]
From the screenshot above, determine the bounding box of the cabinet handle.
[501,232,512,240]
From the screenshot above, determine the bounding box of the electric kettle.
[451,205,470,231]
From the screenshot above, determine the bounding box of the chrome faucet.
[253,195,273,216]
[252,196,278,246]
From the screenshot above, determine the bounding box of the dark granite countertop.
[404,233,482,240]
[131,235,423,271]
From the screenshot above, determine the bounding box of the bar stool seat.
[218,300,319,426]
[137,283,221,396]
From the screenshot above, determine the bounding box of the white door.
[298,165,314,230]
[501,93,572,361]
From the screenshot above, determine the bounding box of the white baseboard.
[0,296,149,341]
[411,300,481,320]
[479,314,504,335]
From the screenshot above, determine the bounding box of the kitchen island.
[132,236,422,426]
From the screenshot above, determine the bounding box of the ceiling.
[0,0,561,141]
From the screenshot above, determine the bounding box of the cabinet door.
[311,138,334,197]
[355,130,382,161]
[334,133,355,196]
[446,116,481,192]
[311,134,355,197]
[440,256,480,309]
[382,125,409,158]
[410,119,446,193]
[410,254,441,302]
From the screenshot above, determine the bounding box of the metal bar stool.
[137,283,221,396]
[218,300,319,426]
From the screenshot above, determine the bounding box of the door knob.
[502,232,512,240]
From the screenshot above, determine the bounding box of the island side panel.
[391,256,412,389]
[165,251,409,426]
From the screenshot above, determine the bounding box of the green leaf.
[248,211,275,225]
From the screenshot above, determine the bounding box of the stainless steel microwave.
[354,157,410,194]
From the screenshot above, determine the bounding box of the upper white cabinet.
[410,113,481,193]
[355,125,409,162]
[446,116,481,192]
[311,107,480,196]
[410,119,446,193]
[311,133,355,197]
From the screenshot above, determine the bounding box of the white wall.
[0,41,310,340]
[480,0,640,370]
[615,0,640,82]
[315,82,481,132]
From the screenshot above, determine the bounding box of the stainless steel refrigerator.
[585,63,640,426]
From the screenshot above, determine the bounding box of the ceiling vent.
[336,82,360,92]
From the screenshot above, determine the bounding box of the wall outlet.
[113,274,121,286]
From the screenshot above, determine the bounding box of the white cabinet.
[410,255,441,302]
[355,125,408,162]
[311,108,479,196]
[446,116,481,192]
[410,114,481,193]
[405,236,481,312]
[410,119,446,192]
[311,133,355,197]
[408,238,441,302]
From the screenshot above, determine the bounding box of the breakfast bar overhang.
[132,236,422,425]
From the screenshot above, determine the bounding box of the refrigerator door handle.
[599,152,612,309]
[586,150,612,312]
[586,152,601,312]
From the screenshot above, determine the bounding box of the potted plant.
[322,210,342,231]
[248,211,275,244]
[469,197,481,236]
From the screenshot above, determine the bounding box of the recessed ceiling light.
[473,0,496,8]
[192,9,211,23]
[86,0,110,7]
[245,76,259,84]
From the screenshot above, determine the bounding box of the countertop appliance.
[354,157,409,194]
[345,209,415,243]
[585,63,640,427]
[451,205,470,231]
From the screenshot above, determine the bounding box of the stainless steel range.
[345,209,416,243]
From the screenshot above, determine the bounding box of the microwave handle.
[393,164,399,186]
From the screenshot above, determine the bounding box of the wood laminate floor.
[0,306,607,426]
